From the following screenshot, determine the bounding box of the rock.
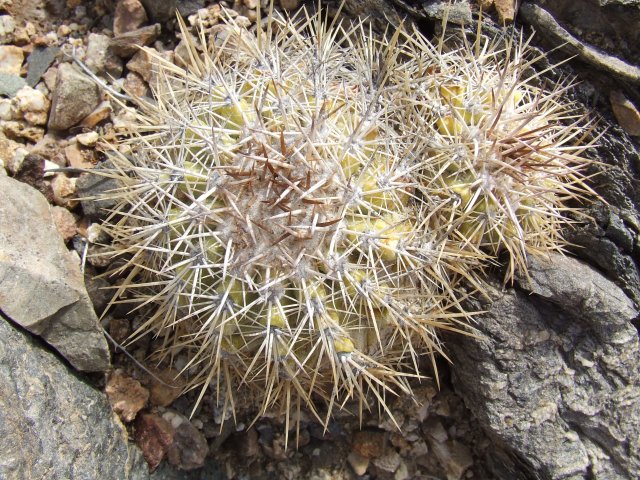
[0,72,26,97]
[146,367,185,407]
[11,85,49,126]
[449,253,640,479]
[106,371,150,422]
[164,414,210,470]
[76,162,122,221]
[124,71,148,97]
[85,33,123,78]
[347,451,370,476]
[48,63,101,131]
[126,48,155,82]
[518,3,640,84]
[0,132,20,171]
[0,175,110,372]
[610,90,640,136]
[0,45,24,75]
[51,205,77,242]
[0,15,15,43]
[352,430,386,458]
[11,153,52,199]
[65,142,95,168]
[109,317,131,344]
[139,0,177,22]
[76,131,100,147]
[25,46,59,87]
[280,0,301,9]
[422,0,473,25]
[114,0,148,36]
[84,274,111,315]
[110,24,161,58]
[50,172,78,207]
[373,450,401,473]
[0,318,148,480]
[493,0,515,24]
[2,119,44,142]
[80,100,113,128]
[134,412,175,471]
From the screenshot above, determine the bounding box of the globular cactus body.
[96,6,594,433]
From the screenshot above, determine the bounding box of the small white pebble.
[76,131,99,147]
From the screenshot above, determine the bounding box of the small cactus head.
[396,28,596,280]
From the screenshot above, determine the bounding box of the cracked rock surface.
[449,253,640,479]
[0,316,148,480]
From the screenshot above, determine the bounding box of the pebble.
[105,370,150,422]
[494,0,515,24]
[166,418,210,470]
[0,45,24,74]
[85,33,123,77]
[347,451,370,476]
[114,0,148,36]
[352,430,386,458]
[610,90,640,136]
[12,86,50,126]
[50,173,78,207]
[48,63,100,131]
[108,317,131,344]
[76,131,99,147]
[65,142,95,169]
[79,100,112,128]
[134,412,175,472]
[51,205,77,242]
[126,48,155,82]
[0,132,21,173]
[0,98,10,120]
[2,120,45,143]
[124,71,148,97]
[0,72,26,97]
[0,15,16,42]
[110,24,161,58]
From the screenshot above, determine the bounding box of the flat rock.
[449,253,640,479]
[48,62,100,131]
[0,316,148,479]
[0,175,110,371]
[25,46,59,87]
[110,24,160,58]
[0,72,26,97]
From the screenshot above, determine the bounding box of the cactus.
[393,27,596,280]
[95,6,594,437]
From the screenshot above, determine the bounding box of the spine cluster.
[97,8,594,432]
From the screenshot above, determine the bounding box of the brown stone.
[114,0,148,36]
[147,367,185,407]
[494,0,515,24]
[51,205,77,242]
[105,370,150,422]
[123,71,148,97]
[352,430,386,458]
[79,101,112,129]
[134,412,175,471]
[65,143,95,169]
[110,24,160,58]
[610,90,640,136]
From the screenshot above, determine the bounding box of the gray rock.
[0,175,110,372]
[48,62,101,131]
[449,253,640,479]
[85,33,124,78]
[25,46,60,88]
[76,161,122,221]
[518,2,640,84]
[0,316,149,480]
[0,72,26,97]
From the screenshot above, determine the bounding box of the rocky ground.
[0,0,639,479]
